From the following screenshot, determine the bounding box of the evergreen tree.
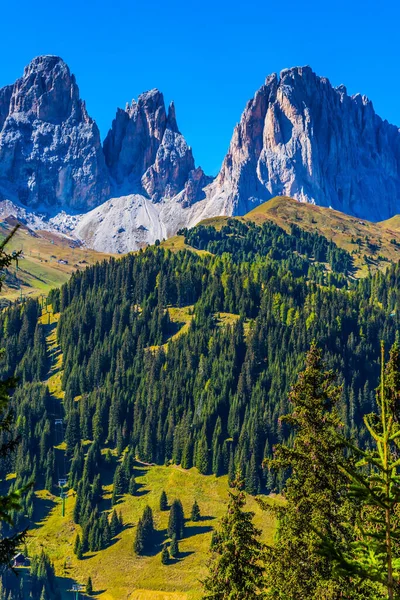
[191,500,201,522]
[168,499,185,539]
[86,576,93,595]
[263,343,371,599]
[170,535,179,558]
[161,544,170,565]
[73,533,81,556]
[159,490,168,511]
[0,228,29,567]
[134,506,155,555]
[202,479,264,600]
[128,475,137,495]
[110,509,120,538]
[321,342,400,599]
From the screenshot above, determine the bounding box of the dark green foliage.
[170,534,179,558]
[168,499,184,540]
[263,343,372,599]
[191,500,201,522]
[0,228,29,568]
[30,550,60,599]
[202,480,264,600]
[86,576,93,595]
[159,490,168,511]
[181,220,352,275]
[320,343,400,599]
[110,509,120,538]
[161,544,170,565]
[3,212,400,589]
[134,506,155,555]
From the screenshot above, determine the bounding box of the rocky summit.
[0,56,110,211]
[104,91,210,206]
[1,58,400,251]
[207,66,400,221]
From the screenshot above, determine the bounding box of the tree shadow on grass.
[30,493,57,529]
[134,483,150,498]
[184,524,214,539]
[192,515,216,523]
[168,550,195,564]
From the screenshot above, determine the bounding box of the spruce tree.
[73,533,81,556]
[159,490,168,511]
[133,519,145,555]
[110,509,119,537]
[161,544,170,565]
[0,228,29,567]
[191,499,201,522]
[321,342,400,599]
[202,478,264,600]
[170,534,179,558]
[168,499,185,539]
[134,506,155,555]
[263,343,371,599]
[86,576,93,595]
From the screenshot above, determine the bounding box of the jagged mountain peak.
[0,55,109,210]
[103,87,209,203]
[209,65,400,220]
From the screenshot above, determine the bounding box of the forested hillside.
[1,217,400,597]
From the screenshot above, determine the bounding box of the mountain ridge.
[2,57,400,252]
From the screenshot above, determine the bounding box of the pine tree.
[263,343,371,599]
[190,499,201,522]
[73,533,81,556]
[161,544,170,565]
[133,519,145,555]
[128,475,137,495]
[159,490,168,511]
[320,342,400,599]
[134,506,155,555]
[86,576,93,595]
[0,227,29,567]
[170,534,179,558]
[168,499,185,539]
[202,478,264,600]
[110,509,119,537]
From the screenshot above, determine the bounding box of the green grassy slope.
[163,197,400,277]
[25,307,277,600]
[0,219,111,301]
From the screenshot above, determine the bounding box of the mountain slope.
[0,218,111,301]
[166,196,400,277]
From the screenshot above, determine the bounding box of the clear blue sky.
[1,0,399,175]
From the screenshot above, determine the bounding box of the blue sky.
[1,0,399,175]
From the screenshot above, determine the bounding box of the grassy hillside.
[23,307,277,600]
[0,218,111,301]
[163,197,400,277]
[246,197,400,276]
[28,465,277,600]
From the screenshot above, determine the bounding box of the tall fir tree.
[168,499,185,540]
[0,227,29,567]
[262,343,373,599]
[202,478,264,600]
[320,342,400,599]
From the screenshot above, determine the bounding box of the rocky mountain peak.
[211,65,400,220]
[104,88,209,204]
[0,55,109,210]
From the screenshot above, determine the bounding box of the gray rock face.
[0,55,110,211]
[212,66,400,221]
[104,91,209,205]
